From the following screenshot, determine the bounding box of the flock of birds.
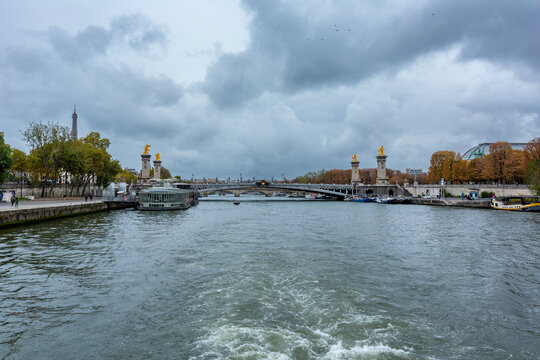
[305,12,500,41]
[306,24,352,41]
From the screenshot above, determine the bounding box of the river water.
[1,198,539,359]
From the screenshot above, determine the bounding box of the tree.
[468,157,486,183]
[452,154,469,183]
[482,142,512,182]
[0,133,13,183]
[160,167,171,179]
[10,148,27,182]
[22,122,70,196]
[524,138,540,194]
[523,137,540,163]
[117,168,138,183]
[428,151,456,183]
[526,159,540,195]
[81,131,111,150]
[502,149,526,183]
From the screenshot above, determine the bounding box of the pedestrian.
[89,194,93,201]
[11,196,15,206]
[15,198,19,207]
[85,194,88,201]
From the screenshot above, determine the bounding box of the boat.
[490,197,540,212]
[305,193,317,199]
[395,195,412,204]
[233,200,240,205]
[138,184,198,211]
[351,197,374,202]
[375,196,398,204]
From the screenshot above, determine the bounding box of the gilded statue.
[143,144,150,154]
[378,146,385,156]
[155,153,161,161]
[352,152,358,161]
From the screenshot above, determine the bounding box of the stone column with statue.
[376,146,389,184]
[153,153,162,180]
[350,152,361,185]
[139,144,151,183]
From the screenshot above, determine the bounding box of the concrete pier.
[0,199,134,228]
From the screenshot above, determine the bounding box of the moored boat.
[375,196,398,204]
[138,185,198,211]
[352,197,374,202]
[490,198,540,212]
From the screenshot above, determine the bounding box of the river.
[1,198,539,359]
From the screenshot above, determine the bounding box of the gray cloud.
[202,0,540,108]
[47,14,167,62]
[0,14,182,160]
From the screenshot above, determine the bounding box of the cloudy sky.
[1,0,539,180]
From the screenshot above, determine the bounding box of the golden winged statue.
[143,144,150,154]
[352,152,358,161]
[378,146,385,156]
[155,153,161,161]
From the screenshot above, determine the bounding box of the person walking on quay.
[89,194,93,201]
[84,194,88,201]
[11,196,15,206]
[15,197,19,207]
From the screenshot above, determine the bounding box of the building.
[462,143,527,160]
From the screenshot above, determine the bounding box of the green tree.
[0,133,14,183]
[526,159,540,195]
[160,167,171,179]
[10,148,27,182]
[22,122,70,196]
[117,168,138,183]
[81,131,111,150]
[150,167,172,179]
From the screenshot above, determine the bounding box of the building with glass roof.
[462,143,528,160]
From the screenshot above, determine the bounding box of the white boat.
[490,198,540,212]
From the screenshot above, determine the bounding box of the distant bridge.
[191,182,410,200]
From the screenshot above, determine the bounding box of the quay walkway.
[0,198,134,228]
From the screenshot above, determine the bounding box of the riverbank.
[409,197,492,209]
[0,199,134,228]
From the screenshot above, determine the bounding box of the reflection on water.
[1,202,539,359]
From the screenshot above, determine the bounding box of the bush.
[443,190,453,198]
[480,191,495,198]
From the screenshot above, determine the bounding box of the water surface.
[1,200,539,359]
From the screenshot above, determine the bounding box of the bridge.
[191,182,411,200]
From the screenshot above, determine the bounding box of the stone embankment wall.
[409,198,492,209]
[0,202,132,228]
[404,184,533,197]
[0,184,102,199]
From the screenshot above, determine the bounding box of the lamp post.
[20,168,23,199]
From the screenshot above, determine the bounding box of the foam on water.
[192,322,410,359]
[322,341,409,359]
